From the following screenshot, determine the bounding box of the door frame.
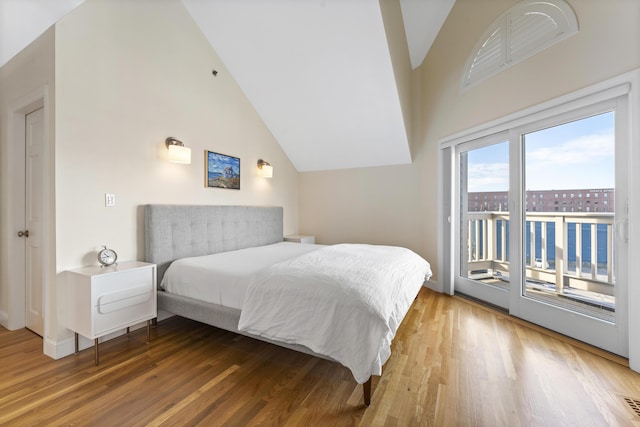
[438,69,640,368]
[4,86,51,342]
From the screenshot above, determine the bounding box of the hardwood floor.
[2,288,640,426]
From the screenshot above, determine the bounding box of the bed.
[144,204,431,406]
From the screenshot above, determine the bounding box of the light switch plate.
[105,193,115,207]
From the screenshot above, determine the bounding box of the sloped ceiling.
[401,0,455,70]
[0,0,86,66]
[0,0,454,172]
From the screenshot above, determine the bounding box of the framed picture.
[205,150,240,190]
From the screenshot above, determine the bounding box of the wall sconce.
[165,137,191,164]
[257,159,273,178]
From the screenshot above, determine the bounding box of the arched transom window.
[462,0,579,90]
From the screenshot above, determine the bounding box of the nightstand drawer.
[93,291,154,336]
[97,283,153,313]
[91,268,152,305]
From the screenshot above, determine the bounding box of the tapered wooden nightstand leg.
[74,333,79,354]
[94,339,99,365]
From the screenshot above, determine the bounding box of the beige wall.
[299,164,422,252]
[54,0,298,268]
[0,27,56,328]
[299,0,640,284]
[0,0,298,355]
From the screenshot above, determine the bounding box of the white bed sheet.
[160,241,323,310]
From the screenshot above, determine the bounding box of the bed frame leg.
[363,377,372,407]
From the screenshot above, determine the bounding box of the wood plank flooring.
[2,288,640,426]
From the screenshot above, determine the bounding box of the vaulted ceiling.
[0,0,454,171]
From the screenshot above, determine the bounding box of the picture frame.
[205,150,241,190]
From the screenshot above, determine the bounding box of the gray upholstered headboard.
[144,205,283,285]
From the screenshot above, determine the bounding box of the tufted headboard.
[144,205,283,286]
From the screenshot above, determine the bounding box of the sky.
[466,111,615,192]
[207,151,240,175]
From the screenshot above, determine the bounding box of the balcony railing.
[464,212,615,298]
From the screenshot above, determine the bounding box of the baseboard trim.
[0,309,8,329]
[44,336,74,359]
[423,279,442,293]
[44,321,152,360]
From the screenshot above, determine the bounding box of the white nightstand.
[284,235,316,244]
[66,261,157,365]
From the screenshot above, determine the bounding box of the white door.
[447,88,630,356]
[511,101,628,356]
[24,107,45,336]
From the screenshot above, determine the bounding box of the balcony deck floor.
[478,277,615,323]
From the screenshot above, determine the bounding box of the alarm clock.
[98,245,118,267]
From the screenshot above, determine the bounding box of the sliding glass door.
[448,92,629,356]
[512,102,628,355]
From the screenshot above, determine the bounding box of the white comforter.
[238,243,432,384]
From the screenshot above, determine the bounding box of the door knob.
[17,230,29,238]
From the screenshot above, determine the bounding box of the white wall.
[47,0,299,354]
